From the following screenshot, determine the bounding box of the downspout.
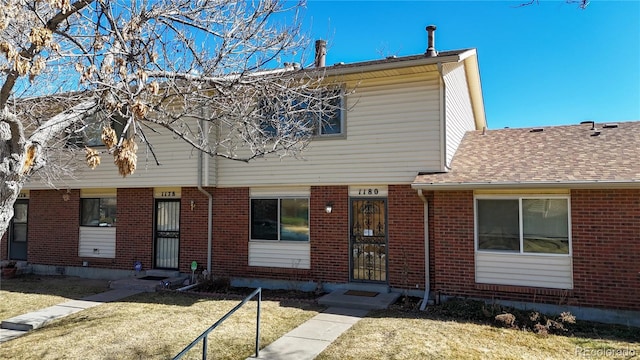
[417,189,430,310]
[198,117,214,277]
[437,62,449,171]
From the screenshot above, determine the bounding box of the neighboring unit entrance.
[9,200,28,260]
[154,199,180,269]
[350,199,387,282]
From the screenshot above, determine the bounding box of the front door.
[154,200,180,269]
[9,200,28,260]
[350,199,387,283]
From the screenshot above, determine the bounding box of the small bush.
[197,277,231,293]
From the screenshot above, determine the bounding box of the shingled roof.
[413,121,640,189]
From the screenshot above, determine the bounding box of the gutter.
[316,51,474,78]
[198,117,214,276]
[416,189,430,310]
[411,180,640,191]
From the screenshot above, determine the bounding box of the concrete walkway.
[0,288,142,343]
[1,288,377,359]
[248,307,369,360]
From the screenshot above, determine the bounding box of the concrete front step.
[109,272,188,292]
[318,289,400,310]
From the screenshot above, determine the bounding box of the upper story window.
[475,196,570,255]
[260,89,344,138]
[67,111,127,148]
[81,197,117,227]
[250,198,309,241]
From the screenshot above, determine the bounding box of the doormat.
[138,276,168,281]
[344,290,379,297]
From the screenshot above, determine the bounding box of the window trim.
[249,196,310,242]
[258,88,346,139]
[474,195,572,257]
[314,89,346,138]
[67,110,128,148]
[80,197,117,227]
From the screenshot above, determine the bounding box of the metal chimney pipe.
[425,25,438,57]
[315,39,327,67]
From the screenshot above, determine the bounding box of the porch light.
[325,202,333,214]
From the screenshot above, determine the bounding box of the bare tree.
[0,0,341,238]
[518,0,589,9]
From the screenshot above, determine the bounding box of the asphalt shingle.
[413,121,640,187]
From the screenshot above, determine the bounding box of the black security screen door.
[154,200,180,269]
[350,199,387,283]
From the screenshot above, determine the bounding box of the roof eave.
[317,49,475,77]
[411,180,640,190]
[462,52,487,130]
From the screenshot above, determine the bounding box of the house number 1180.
[358,188,379,196]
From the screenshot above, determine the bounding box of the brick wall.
[29,189,80,266]
[431,190,476,297]
[431,189,640,311]
[179,187,213,273]
[209,185,427,288]
[570,189,640,310]
[310,186,350,283]
[212,187,249,277]
[387,185,426,290]
[115,188,154,270]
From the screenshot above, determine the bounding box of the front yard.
[0,275,109,319]
[1,276,638,360]
[316,308,639,360]
[1,279,321,360]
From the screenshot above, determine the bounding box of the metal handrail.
[173,287,262,360]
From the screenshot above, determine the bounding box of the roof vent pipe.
[425,25,438,57]
[315,39,327,68]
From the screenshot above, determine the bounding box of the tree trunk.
[0,110,26,240]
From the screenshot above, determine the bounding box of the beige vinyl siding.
[475,252,573,289]
[442,62,476,168]
[248,241,310,269]
[215,73,442,187]
[25,121,202,190]
[78,227,116,258]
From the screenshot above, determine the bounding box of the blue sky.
[294,1,640,129]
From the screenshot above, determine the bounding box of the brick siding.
[310,186,350,283]
[570,189,640,310]
[179,187,214,273]
[28,189,80,266]
[387,185,426,290]
[431,189,640,311]
[211,187,249,277]
[115,188,154,270]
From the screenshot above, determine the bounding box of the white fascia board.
[462,53,487,130]
[317,54,466,78]
[411,180,640,190]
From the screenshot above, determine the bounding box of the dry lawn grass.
[316,309,640,360]
[0,275,109,319]
[1,291,321,360]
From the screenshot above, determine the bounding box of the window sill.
[475,283,573,295]
[476,250,570,257]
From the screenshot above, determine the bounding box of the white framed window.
[259,89,345,138]
[250,197,309,242]
[475,196,571,255]
[67,111,127,148]
[80,197,117,227]
[474,195,573,289]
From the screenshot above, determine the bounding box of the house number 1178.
[358,188,379,196]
